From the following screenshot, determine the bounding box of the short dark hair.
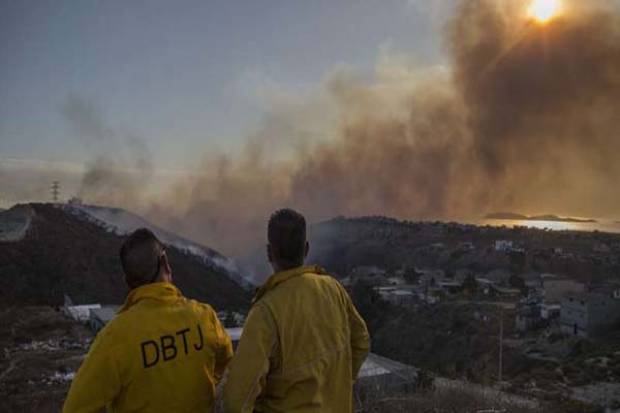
[119,228,165,288]
[268,208,307,266]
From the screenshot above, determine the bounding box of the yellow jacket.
[63,282,233,413]
[223,265,370,413]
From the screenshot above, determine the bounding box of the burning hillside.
[0,204,250,309]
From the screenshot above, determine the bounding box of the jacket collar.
[252,265,327,305]
[119,282,182,313]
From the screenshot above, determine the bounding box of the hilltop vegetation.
[308,216,620,283]
[0,204,250,310]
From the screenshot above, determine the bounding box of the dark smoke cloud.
[449,0,620,213]
[51,0,600,261]
[63,95,153,207]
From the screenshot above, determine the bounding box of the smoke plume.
[41,0,617,259]
[63,95,153,207]
[141,0,620,256]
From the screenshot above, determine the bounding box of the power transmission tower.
[51,181,60,203]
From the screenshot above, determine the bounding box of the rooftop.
[90,306,121,323]
[358,352,417,379]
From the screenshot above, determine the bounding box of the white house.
[495,240,514,252]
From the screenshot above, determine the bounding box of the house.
[349,266,388,286]
[437,280,464,295]
[519,271,542,289]
[593,243,611,253]
[89,306,120,333]
[485,269,512,285]
[560,292,620,337]
[377,288,416,306]
[458,242,475,252]
[475,277,495,295]
[541,303,561,320]
[352,266,387,278]
[355,353,418,400]
[339,276,353,288]
[490,285,521,299]
[454,268,474,283]
[541,274,584,303]
[217,311,246,327]
[417,269,446,288]
[386,276,406,286]
[495,240,514,252]
[516,303,542,332]
[429,243,445,252]
[226,327,243,349]
[63,295,101,323]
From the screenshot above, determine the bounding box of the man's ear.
[304,241,310,259]
[161,253,172,281]
[267,244,274,263]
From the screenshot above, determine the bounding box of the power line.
[51,181,60,203]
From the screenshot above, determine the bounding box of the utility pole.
[498,306,504,384]
[51,181,60,203]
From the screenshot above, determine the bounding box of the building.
[352,266,387,278]
[593,243,611,253]
[349,266,388,286]
[89,306,121,333]
[355,353,418,401]
[490,285,521,299]
[378,289,416,306]
[226,327,243,349]
[540,303,561,320]
[376,285,418,306]
[475,277,495,295]
[485,269,513,285]
[541,274,584,303]
[386,276,406,286]
[519,271,542,289]
[560,292,620,337]
[437,280,464,295]
[516,303,542,332]
[458,242,476,252]
[495,240,514,252]
[417,269,446,288]
[216,311,246,327]
[63,295,102,323]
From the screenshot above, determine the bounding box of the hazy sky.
[0,0,454,171]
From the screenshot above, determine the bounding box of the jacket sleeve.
[223,303,276,413]
[62,332,121,413]
[212,311,234,384]
[338,283,370,379]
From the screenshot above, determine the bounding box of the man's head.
[120,228,172,289]
[267,208,309,272]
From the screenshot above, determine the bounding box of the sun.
[527,0,562,23]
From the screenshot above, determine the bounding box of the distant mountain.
[484,212,528,220]
[0,203,250,310]
[485,212,597,223]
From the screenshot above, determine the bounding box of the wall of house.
[586,294,620,336]
[560,295,589,337]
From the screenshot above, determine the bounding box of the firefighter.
[63,228,233,413]
[224,209,370,413]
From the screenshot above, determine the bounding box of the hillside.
[0,204,250,310]
[486,212,598,223]
[303,216,620,282]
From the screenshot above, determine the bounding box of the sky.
[0,0,454,173]
[3,0,620,254]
